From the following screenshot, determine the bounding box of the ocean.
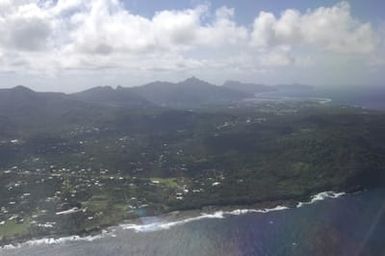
[2,189,385,256]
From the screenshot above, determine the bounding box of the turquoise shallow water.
[2,188,385,256]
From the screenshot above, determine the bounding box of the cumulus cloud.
[66,3,247,55]
[0,0,251,73]
[258,46,294,67]
[0,0,52,51]
[251,2,377,54]
[0,0,382,90]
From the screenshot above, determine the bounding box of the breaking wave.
[1,191,345,250]
[121,205,291,232]
[1,231,114,250]
[296,191,346,208]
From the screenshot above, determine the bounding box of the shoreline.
[0,190,347,250]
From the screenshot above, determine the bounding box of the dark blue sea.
[2,188,385,256]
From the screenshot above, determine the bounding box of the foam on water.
[0,191,345,251]
[120,211,226,232]
[121,206,290,232]
[296,191,346,208]
[1,231,113,250]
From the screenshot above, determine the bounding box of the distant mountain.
[130,77,251,108]
[0,86,116,137]
[0,85,62,106]
[0,78,253,129]
[0,80,316,124]
[0,86,67,116]
[0,78,253,137]
[71,86,152,108]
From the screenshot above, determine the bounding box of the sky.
[0,0,384,92]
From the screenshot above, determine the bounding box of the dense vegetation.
[0,82,385,246]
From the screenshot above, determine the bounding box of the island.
[1,82,385,246]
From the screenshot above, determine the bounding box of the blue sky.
[122,0,385,25]
[0,0,384,92]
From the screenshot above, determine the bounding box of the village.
[0,152,228,243]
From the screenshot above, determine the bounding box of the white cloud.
[259,46,294,67]
[197,6,248,46]
[251,2,377,54]
[0,0,251,73]
[66,3,247,55]
[0,0,382,91]
[0,0,52,51]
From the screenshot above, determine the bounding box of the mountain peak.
[179,77,210,86]
[12,85,35,93]
[185,76,200,81]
